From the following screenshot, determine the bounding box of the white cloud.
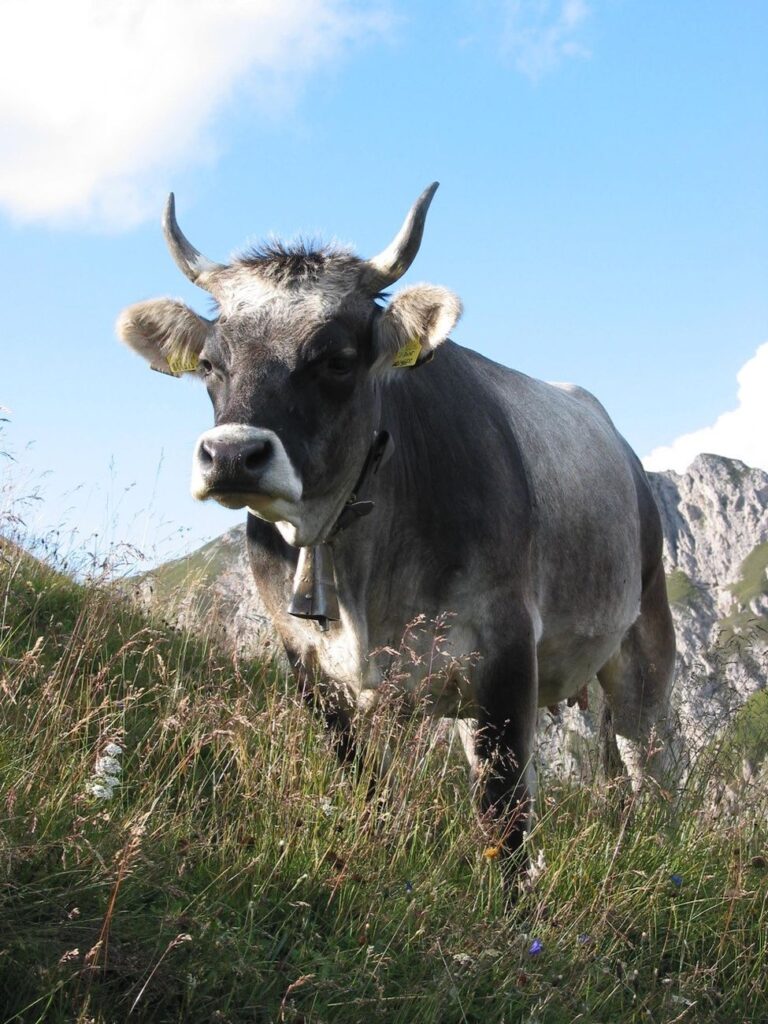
[0,0,388,230]
[500,0,591,80]
[643,343,768,474]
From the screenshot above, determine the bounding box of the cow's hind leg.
[597,563,678,794]
[475,620,538,896]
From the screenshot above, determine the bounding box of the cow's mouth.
[202,484,256,506]
[202,486,296,518]
[194,461,347,549]
[206,488,252,510]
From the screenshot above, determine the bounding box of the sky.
[1,0,766,569]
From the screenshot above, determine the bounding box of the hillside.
[130,526,276,656]
[139,454,768,774]
[2,533,767,1023]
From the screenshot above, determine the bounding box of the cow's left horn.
[163,193,225,290]
[361,182,439,293]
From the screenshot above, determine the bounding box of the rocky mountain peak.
[650,454,768,607]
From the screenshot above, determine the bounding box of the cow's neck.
[288,386,393,631]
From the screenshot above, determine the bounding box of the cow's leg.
[286,655,390,805]
[474,627,538,891]
[597,562,678,793]
[284,648,361,771]
[454,717,480,795]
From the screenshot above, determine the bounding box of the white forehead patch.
[215,271,279,313]
[215,265,359,318]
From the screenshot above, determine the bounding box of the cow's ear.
[373,284,462,371]
[116,299,212,377]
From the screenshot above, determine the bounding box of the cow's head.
[117,184,461,547]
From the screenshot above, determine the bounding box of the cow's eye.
[198,358,213,376]
[323,352,356,376]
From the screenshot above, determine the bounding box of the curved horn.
[361,182,439,292]
[162,193,225,290]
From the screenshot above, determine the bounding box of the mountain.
[137,454,768,771]
[130,527,276,657]
[649,456,768,753]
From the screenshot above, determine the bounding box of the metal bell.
[288,544,340,630]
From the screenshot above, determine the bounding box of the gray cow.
[118,184,676,881]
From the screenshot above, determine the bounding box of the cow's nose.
[197,436,273,490]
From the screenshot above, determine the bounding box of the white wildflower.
[451,952,474,969]
[86,743,124,801]
[94,755,121,778]
[319,796,334,817]
[86,782,114,801]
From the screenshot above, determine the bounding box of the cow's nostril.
[244,440,272,471]
[199,442,214,465]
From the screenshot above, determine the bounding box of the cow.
[117,183,677,887]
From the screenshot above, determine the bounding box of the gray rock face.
[141,453,768,770]
[648,455,768,762]
[651,455,768,605]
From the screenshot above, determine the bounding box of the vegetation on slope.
[729,541,768,610]
[133,528,243,618]
[712,689,768,777]
[665,569,699,609]
[1,537,767,1024]
[717,542,768,648]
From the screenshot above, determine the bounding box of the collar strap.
[288,414,394,630]
[331,428,393,537]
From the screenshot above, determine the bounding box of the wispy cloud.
[500,0,592,80]
[0,0,389,230]
[643,342,768,474]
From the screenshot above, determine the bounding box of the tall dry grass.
[0,526,766,1023]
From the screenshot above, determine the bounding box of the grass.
[715,542,768,648]
[136,529,242,617]
[710,689,768,775]
[1,536,767,1023]
[728,542,768,612]
[665,570,699,609]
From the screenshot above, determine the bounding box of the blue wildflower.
[528,938,543,956]
[577,933,591,945]
[670,874,683,888]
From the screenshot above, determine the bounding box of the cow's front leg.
[475,631,538,897]
[283,648,360,769]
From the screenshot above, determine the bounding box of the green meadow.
[1,536,766,1024]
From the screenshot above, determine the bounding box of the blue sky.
[1,1,766,567]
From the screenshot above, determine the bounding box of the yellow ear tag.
[166,351,200,375]
[391,337,421,368]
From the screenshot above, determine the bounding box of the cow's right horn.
[163,193,225,291]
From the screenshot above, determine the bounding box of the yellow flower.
[483,845,501,860]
